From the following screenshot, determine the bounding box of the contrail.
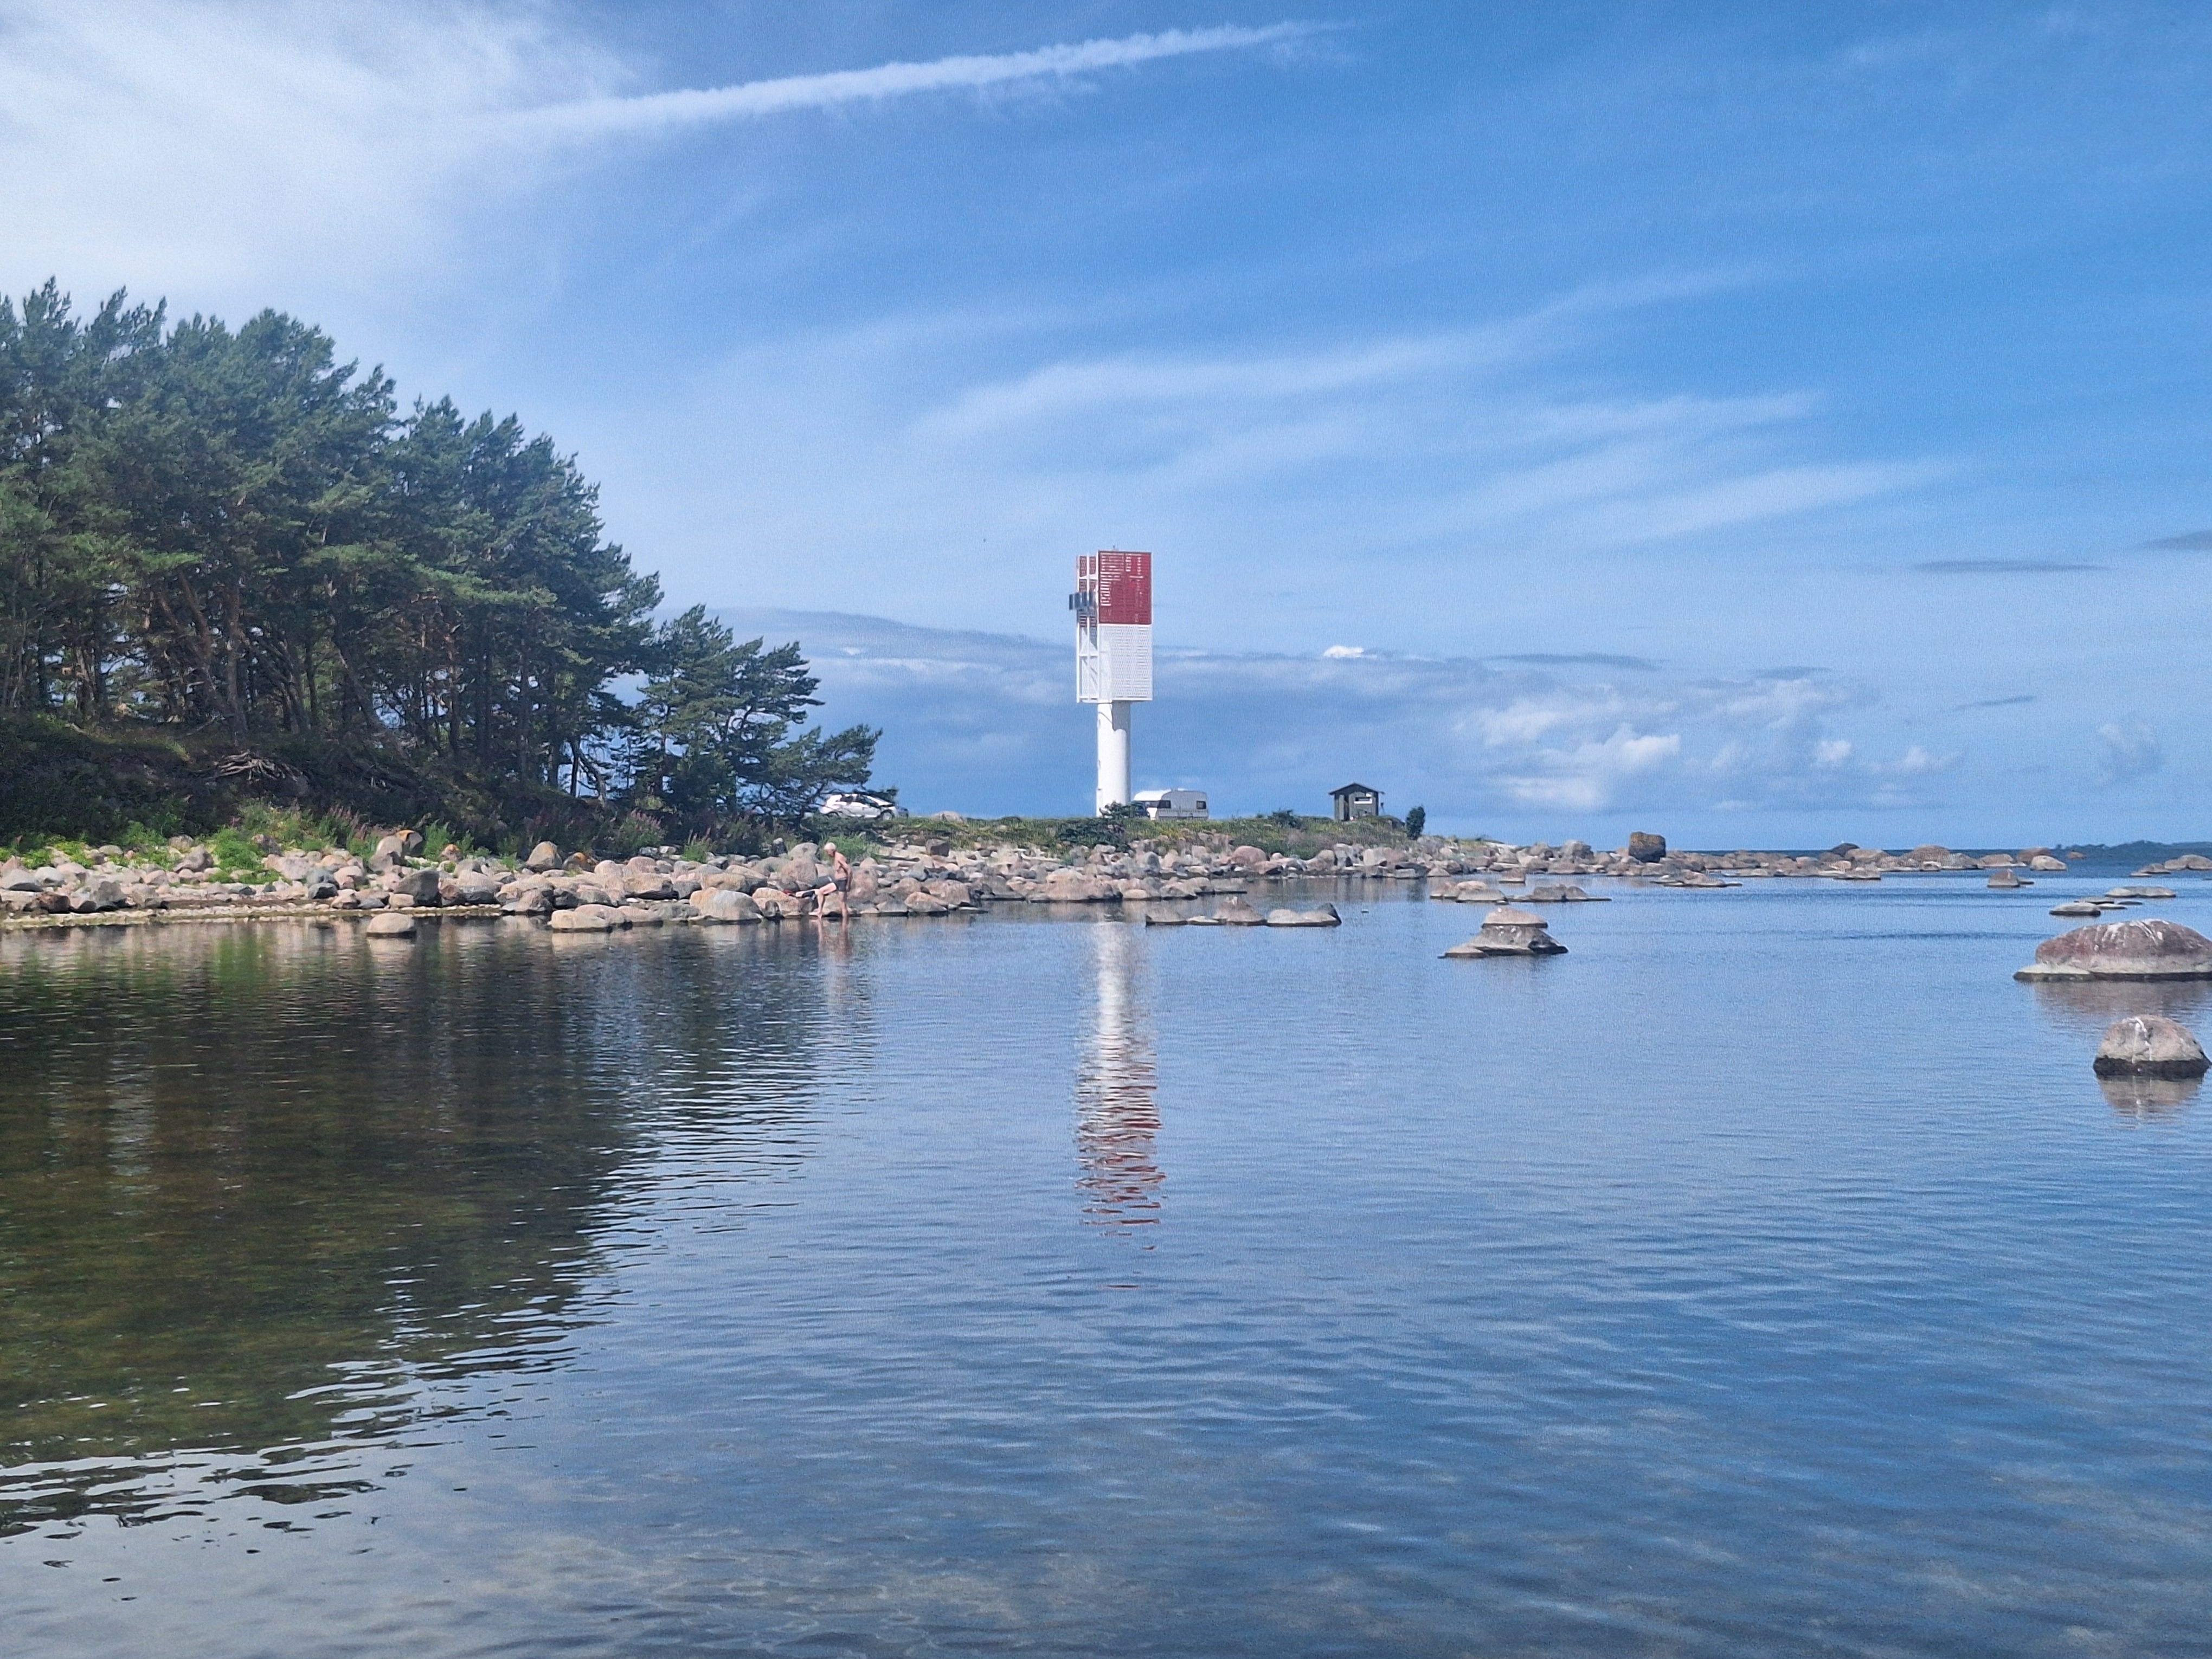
[512,23,1311,139]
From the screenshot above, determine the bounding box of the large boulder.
[524,840,562,872]
[2093,1015,2210,1078]
[68,877,128,913]
[364,910,417,938]
[1626,831,1667,863]
[1987,869,2027,889]
[549,903,625,933]
[1264,904,1341,927]
[1522,883,1604,903]
[692,889,762,924]
[1213,895,1266,925]
[391,867,442,905]
[1443,905,1567,958]
[503,884,555,916]
[2015,918,2212,980]
[449,874,501,905]
[1034,869,1110,903]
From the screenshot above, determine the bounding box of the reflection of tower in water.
[1073,923,1162,1233]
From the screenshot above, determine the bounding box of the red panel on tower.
[1095,551,1152,626]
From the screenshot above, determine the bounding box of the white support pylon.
[1096,700,1131,814]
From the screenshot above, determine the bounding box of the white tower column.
[1096,699,1132,813]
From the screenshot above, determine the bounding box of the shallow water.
[4,873,2210,1657]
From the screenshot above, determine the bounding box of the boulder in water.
[364,911,416,938]
[1264,904,1341,927]
[1522,883,1605,903]
[549,904,624,933]
[1987,869,2028,889]
[1442,905,1567,958]
[2015,918,2212,980]
[692,889,762,924]
[2048,901,2104,917]
[1626,831,1667,863]
[1213,896,1266,925]
[2093,1015,2210,1078]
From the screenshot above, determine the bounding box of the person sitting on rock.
[813,841,852,923]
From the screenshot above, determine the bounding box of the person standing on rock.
[814,841,852,923]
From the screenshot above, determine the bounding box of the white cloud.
[1321,645,1365,659]
[2093,721,2162,787]
[0,3,1307,294]
[712,608,1953,828]
[0,0,599,290]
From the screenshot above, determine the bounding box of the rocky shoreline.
[0,829,2166,936]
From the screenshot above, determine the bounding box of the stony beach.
[0,828,2146,935]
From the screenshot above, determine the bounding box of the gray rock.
[68,877,127,913]
[524,840,562,871]
[1143,905,1191,925]
[503,885,555,916]
[2107,886,2177,899]
[1213,896,1266,925]
[1987,869,2028,889]
[364,911,417,938]
[2049,901,2104,917]
[392,867,442,905]
[1626,831,1667,863]
[1443,904,1568,958]
[692,889,763,924]
[2016,918,2212,980]
[2093,1014,2210,1078]
[2028,854,2068,872]
[548,904,624,933]
[1264,904,1341,927]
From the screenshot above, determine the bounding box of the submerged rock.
[2049,901,2105,917]
[1987,869,2028,889]
[2093,1015,2210,1078]
[363,911,416,938]
[1213,896,1266,925]
[1143,905,1191,925]
[1442,905,1567,958]
[1264,904,1341,927]
[2015,918,2212,980]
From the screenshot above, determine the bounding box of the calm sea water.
[4,872,2211,1657]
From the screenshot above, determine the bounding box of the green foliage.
[623,604,879,830]
[1058,802,1139,850]
[1265,808,1302,827]
[0,281,646,776]
[0,281,885,847]
[207,826,261,872]
[1405,805,1426,839]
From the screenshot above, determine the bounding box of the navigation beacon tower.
[1071,550,1153,814]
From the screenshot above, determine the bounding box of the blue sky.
[4,2,2210,842]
